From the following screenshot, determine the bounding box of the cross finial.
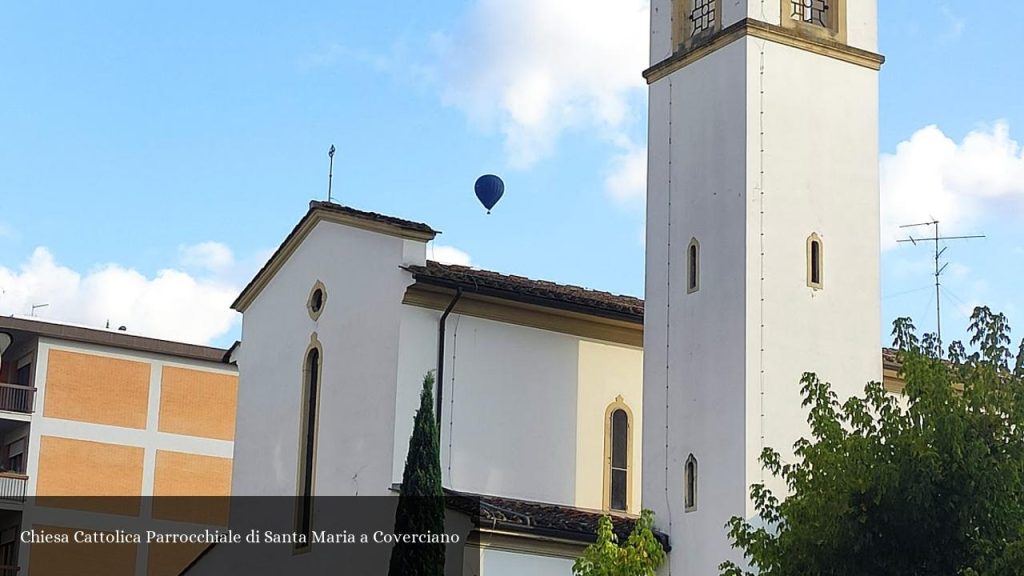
[327,144,337,203]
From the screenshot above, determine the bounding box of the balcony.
[0,384,34,415]
[0,473,26,505]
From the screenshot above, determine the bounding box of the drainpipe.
[436,288,462,433]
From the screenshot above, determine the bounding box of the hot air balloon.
[474,174,504,214]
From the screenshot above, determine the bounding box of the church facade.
[188,0,887,574]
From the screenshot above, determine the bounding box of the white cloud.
[179,241,235,274]
[0,245,242,346]
[437,0,649,168]
[880,122,1024,249]
[430,245,472,267]
[606,146,647,204]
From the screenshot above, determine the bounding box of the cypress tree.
[387,372,445,576]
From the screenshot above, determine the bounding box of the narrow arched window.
[687,238,700,294]
[605,400,632,512]
[295,341,322,549]
[685,455,698,511]
[807,233,823,289]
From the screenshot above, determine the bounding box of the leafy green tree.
[921,332,941,359]
[573,510,665,576]
[1015,339,1024,378]
[388,372,445,576]
[890,316,920,353]
[948,340,968,365]
[721,308,1024,576]
[969,306,1013,368]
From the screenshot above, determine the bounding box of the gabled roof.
[308,201,437,235]
[232,201,438,313]
[405,261,645,324]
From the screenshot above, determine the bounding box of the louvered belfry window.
[790,0,830,27]
[689,0,717,37]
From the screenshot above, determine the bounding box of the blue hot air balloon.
[474,174,504,214]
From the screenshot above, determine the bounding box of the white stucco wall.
[395,306,581,506]
[479,549,575,576]
[233,219,422,498]
[745,36,881,501]
[644,37,751,576]
[396,305,645,510]
[645,15,881,576]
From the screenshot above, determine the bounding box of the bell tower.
[642,1,884,573]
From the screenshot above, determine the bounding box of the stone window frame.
[603,397,635,513]
[687,238,701,294]
[684,454,698,512]
[807,233,824,290]
[294,333,323,552]
[781,0,847,44]
[307,280,327,321]
[672,0,723,52]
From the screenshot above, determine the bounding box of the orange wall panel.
[159,366,238,440]
[35,436,144,516]
[152,450,232,525]
[44,349,150,429]
[29,525,137,576]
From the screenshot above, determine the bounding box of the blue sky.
[1,1,1022,354]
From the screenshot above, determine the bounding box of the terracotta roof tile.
[445,489,669,549]
[308,201,436,234]
[406,261,645,323]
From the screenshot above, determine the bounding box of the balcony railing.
[0,566,18,576]
[0,383,35,414]
[0,473,27,504]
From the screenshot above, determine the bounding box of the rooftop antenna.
[327,144,336,203]
[30,303,49,317]
[897,219,985,357]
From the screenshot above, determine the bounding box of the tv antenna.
[327,144,336,203]
[897,219,984,357]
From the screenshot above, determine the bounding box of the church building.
[186,0,886,574]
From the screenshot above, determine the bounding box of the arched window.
[295,336,322,549]
[604,399,633,512]
[685,454,698,511]
[807,233,823,289]
[687,238,700,294]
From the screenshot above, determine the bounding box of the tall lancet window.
[295,337,323,550]
[687,238,700,294]
[605,399,633,512]
[685,454,698,511]
[807,233,823,289]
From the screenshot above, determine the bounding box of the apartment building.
[0,316,238,576]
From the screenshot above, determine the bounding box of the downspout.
[436,288,462,433]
